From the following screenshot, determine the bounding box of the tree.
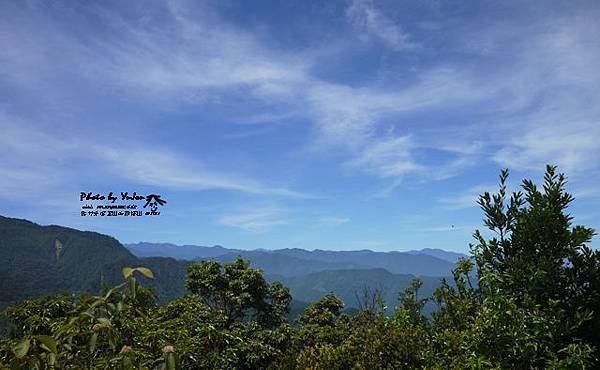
[472,165,600,348]
[1,267,162,369]
[186,257,291,328]
[296,294,344,327]
[2,165,598,368]
[426,166,598,368]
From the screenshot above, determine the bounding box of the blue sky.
[1,0,599,252]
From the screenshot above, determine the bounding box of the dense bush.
[1,166,598,369]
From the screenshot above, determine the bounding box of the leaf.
[80,310,95,319]
[34,335,57,355]
[166,353,176,370]
[104,286,117,300]
[48,353,57,366]
[129,277,137,300]
[122,267,134,279]
[109,337,116,350]
[96,317,112,326]
[89,333,98,352]
[14,338,30,358]
[134,267,154,279]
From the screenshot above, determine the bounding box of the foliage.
[0,215,190,322]
[1,166,599,369]
[472,166,599,349]
[186,258,291,328]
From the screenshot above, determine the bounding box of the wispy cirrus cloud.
[346,135,419,179]
[421,225,464,233]
[2,0,600,201]
[0,111,309,201]
[346,0,418,51]
[98,146,313,198]
[217,207,288,232]
[477,15,600,175]
[438,185,498,210]
[493,121,600,174]
[1,1,495,187]
[2,0,600,251]
[318,216,350,226]
[0,111,76,198]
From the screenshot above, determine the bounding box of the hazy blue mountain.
[213,251,368,277]
[127,244,457,277]
[406,248,468,263]
[2,215,454,323]
[272,248,455,276]
[269,268,444,314]
[126,242,237,260]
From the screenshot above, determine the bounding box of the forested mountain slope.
[0,216,187,310]
[0,215,454,320]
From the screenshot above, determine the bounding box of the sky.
[1,0,599,253]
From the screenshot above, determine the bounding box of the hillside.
[214,251,368,276]
[127,242,238,260]
[126,243,458,276]
[271,268,443,314]
[406,248,468,263]
[1,216,134,308]
[272,248,455,276]
[0,216,187,311]
[1,215,453,321]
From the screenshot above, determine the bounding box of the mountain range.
[125,242,466,276]
[269,268,444,314]
[0,215,465,322]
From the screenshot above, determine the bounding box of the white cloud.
[475,16,600,175]
[572,187,600,201]
[2,0,600,197]
[438,184,498,210]
[306,67,490,147]
[302,68,492,189]
[0,111,309,201]
[421,225,463,232]
[0,111,75,198]
[493,121,600,174]
[347,135,420,178]
[346,0,417,51]
[217,207,288,232]
[318,216,350,226]
[96,145,311,197]
[0,1,492,193]
[0,1,308,107]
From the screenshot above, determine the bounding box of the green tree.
[0,267,161,369]
[2,165,598,369]
[427,166,598,368]
[296,294,344,327]
[186,257,291,328]
[473,166,599,349]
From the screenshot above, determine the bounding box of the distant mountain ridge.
[126,242,238,259]
[215,251,368,276]
[125,243,462,277]
[406,248,468,263]
[1,215,463,324]
[269,268,444,314]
